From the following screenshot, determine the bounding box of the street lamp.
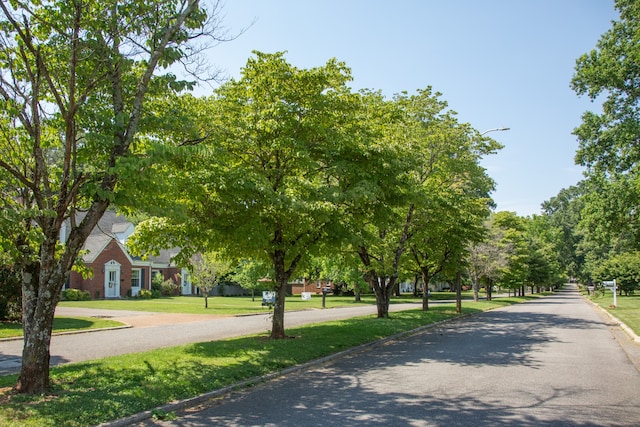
[481,127,510,136]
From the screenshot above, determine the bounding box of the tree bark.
[271,247,288,339]
[15,268,56,392]
[455,272,462,314]
[472,278,480,302]
[421,270,431,311]
[371,275,393,318]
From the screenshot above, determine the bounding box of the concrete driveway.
[132,284,640,427]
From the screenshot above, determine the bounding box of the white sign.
[301,292,311,301]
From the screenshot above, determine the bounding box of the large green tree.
[571,0,640,268]
[130,52,369,339]
[0,0,217,393]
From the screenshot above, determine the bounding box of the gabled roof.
[68,210,184,268]
[81,233,133,264]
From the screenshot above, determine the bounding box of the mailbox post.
[603,280,617,307]
[321,287,331,308]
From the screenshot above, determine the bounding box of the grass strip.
[0,298,528,427]
[584,290,640,335]
[0,317,126,339]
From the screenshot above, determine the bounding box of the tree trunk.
[421,270,431,311]
[485,278,493,301]
[366,272,394,318]
[271,248,288,339]
[472,277,480,302]
[455,272,462,314]
[269,236,303,340]
[15,269,57,393]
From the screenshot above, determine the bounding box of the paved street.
[0,302,422,375]
[135,285,640,427]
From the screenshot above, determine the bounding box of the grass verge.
[0,298,529,427]
[585,290,640,335]
[0,317,126,339]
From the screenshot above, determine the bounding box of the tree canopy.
[0,0,221,394]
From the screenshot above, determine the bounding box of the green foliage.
[569,0,640,283]
[0,0,221,393]
[61,289,91,302]
[0,265,21,321]
[151,273,177,297]
[541,184,586,280]
[231,258,274,292]
[592,251,640,295]
[137,289,153,299]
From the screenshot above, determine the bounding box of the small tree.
[189,252,232,308]
[231,258,273,302]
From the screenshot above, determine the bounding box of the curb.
[584,297,640,343]
[0,324,132,343]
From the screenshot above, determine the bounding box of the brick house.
[290,278,334,295]
[64,211,194,299]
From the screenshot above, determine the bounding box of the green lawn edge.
[580,287,640,335]
[0,297,534,427]
[0,317,126,339]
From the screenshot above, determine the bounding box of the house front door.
[104,261,121,298]
[181,268,192,295]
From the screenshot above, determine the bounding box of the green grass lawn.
[56,292,480,315]
[0,292,482,339]
[0,317,125,339]
[58,294,377,314]
[587,290,640,335]
[0,297,531,427]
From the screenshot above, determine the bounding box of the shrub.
[138,289,153,299]
[62,288,91,301]
[151,272,178,296]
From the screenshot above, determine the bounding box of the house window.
[132,269,141,288]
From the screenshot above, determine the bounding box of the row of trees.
[0,0,509,395]
[6,0,627,397]
[539,0,640,293]
[124,51,502,339]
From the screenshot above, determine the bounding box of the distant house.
[64,211,194,299]
[290,278,333,295]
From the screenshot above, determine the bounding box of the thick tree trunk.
[15,263,62,393]
[14,203,110,394]
[485,278,493,301]
[372,277,391,318]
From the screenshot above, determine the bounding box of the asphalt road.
[134,284,640,427]
[0,302,422,375]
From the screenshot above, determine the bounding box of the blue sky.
[201,0,618,216]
